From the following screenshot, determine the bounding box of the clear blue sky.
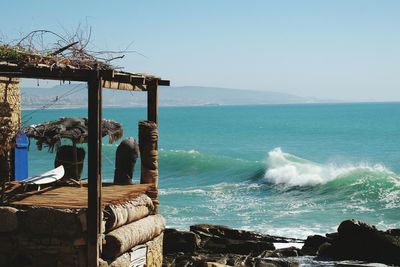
[1,0,400,101]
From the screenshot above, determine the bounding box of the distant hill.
[21,85,324,109]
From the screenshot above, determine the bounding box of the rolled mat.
[104,194,154,232]
[102,214,165,259]
[0,206,18,232]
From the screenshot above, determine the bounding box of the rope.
[21,83,86,127]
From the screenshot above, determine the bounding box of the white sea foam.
[264,147,393,186]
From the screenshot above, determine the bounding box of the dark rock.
[164,228,200,253]
[262,247,302,258]
[316,242,334,257]
[254,258,299,267]
[301,235,327,255]
[187,224,276,255]
[201,234,275,255]
[337,219,377,236]
[163,252,235,267]
[242,258,300,267]
[325,232,339,240]
[204,263,230,267]
[163,252,300,267]
[385,229,400,236]
[190,224,302,243]
[318,219,400,265]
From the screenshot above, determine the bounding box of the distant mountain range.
[21,85,330,109]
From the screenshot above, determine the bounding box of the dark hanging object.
[55,145,85,180]
[114,137,139,185]
[24,117,123,152]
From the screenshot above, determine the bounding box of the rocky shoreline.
[163,219,400,267]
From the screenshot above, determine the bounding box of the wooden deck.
[7,183,154,209]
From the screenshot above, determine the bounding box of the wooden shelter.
[0,58,169,266]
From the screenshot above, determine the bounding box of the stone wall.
[0,206,87,267]
[0,76,21,182]
[0,193,164,266]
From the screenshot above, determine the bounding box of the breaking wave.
[264,147,396,186]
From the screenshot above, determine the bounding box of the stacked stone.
[0,76,20,182]
[0,206,87,267]
[0,194,165,267]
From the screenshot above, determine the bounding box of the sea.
[23,103,400,240]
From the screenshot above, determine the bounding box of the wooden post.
[141,80,159,211]
[147,80,158,124]
[87,73,102,267]
[139,121,159,211]
[72,142,79,180]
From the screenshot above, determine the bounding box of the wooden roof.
[7,183,155,209]
[0,61,170,91]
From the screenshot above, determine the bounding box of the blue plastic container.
[15,132,29,181]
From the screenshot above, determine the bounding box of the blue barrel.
[15,132,29,181]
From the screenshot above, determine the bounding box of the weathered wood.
[102,80,146,91]
[158,79,170,86]
[8,183,154,209]
[147,80,158,124]
[0,63,169,91]
[88,73,102,267]
[139,120,159,212]
[0,63,96,82]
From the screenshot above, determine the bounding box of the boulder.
[386,228,400,236]
[204,262,230,267]
[262,247,302,258]
[301,235,327,255]
[190,224,275,255]
[190,224,301,243]
[318,219,400,265]
[337,219,377,236]
[201,235,274,255]
[164,228,200,253]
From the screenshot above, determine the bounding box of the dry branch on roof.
[0,29,130,71]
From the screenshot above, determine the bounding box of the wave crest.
[265,147,393,186]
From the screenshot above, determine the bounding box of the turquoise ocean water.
[23,103,400,238]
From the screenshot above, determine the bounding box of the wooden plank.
[0,64,109,82]
[102,80,146,91]
[113,73,132,83]
[131,76,146,85]
[87,73,102,267]
[9,184,154,209]
[158,79,170,86]
[147,80,158,124]
[0,64,167,90]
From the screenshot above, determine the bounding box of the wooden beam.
[113,73,132,83]
[102,80,146,91]
[158,79,170,86]
[147,80,158,124]
[87,72,102,267]
[0,64,114,82]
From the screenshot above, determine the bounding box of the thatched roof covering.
[0,45,110,70]
[0,41,169,90]
[24,117,123,151]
